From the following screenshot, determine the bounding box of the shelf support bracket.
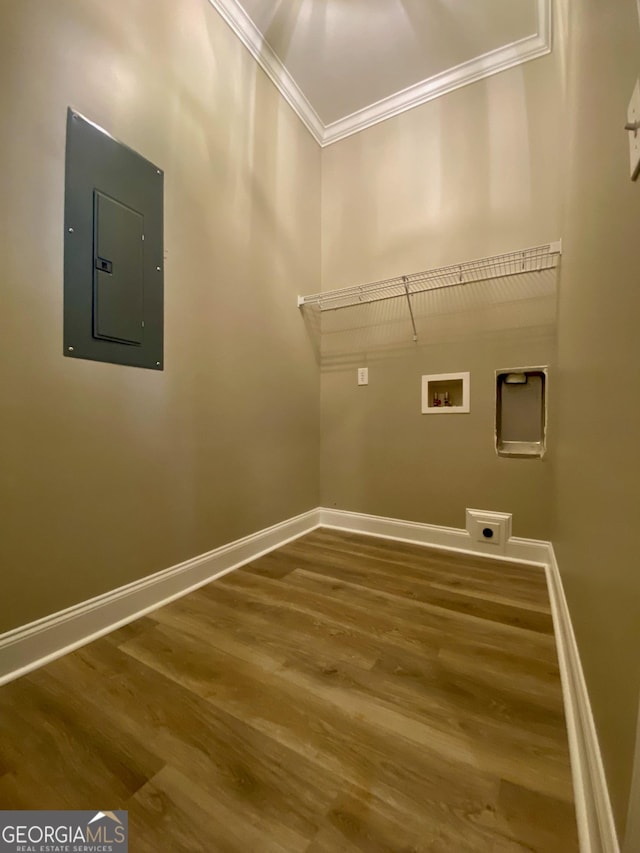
[402,276,418,343]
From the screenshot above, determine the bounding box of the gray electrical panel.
[64,109,164,369]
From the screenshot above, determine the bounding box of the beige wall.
[554,0,640,839]
[320,51,563,536]
[0,0,320,634]
[2,3,639,839]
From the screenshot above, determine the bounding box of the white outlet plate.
[357,367,368,386]
[627,79,640,181]
[465,508,512,554]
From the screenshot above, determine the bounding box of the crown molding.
[322,6,552,146]
[208,0,552,147]
[206,0,325,144]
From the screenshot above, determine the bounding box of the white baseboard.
[318,507,550,566]
[319,507,619,853]
[0,503,619,853]
[0,506,545,690]
[0,508,320,687]
[546,546,620,853]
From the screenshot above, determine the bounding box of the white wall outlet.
[627,79,640,181]
[357,367,369,386]
[465,509,512,554]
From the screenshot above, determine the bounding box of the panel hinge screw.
[156,266,161,271]
[68,346,74,352]
[68,227,74,233]
[156,361,161,366]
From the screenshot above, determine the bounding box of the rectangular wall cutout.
[496,368,547,457]
[422,372,470,413]
[64,109,164,370]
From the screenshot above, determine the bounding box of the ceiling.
[208,0,551,146]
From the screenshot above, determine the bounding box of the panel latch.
[95,256,113,274]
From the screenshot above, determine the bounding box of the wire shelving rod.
[297,241,562,313]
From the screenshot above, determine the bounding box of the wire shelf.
[298,242,561,313]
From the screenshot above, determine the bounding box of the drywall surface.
[319,51,563,537]
[320,322,556,536]
[0,0,321,633]
[553,0,640,838]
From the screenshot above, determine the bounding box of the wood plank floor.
[0,529,579,852]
